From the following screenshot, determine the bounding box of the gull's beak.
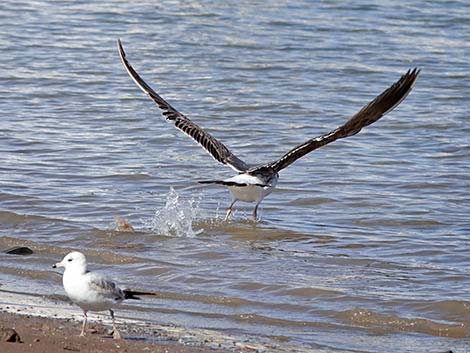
[52,261,63,269]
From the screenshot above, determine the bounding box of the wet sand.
[0,311,225,353]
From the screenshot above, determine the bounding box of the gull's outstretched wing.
[251,68,420,174]
[118,39,249,172]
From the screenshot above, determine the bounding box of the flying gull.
[53,251,152,339]
[118,39,419,221]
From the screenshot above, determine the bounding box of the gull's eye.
[68,258,73,262]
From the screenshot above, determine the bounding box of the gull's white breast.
[63,272,119,312]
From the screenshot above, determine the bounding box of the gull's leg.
[80,310,88,337]
[224,199,237,221]
[253,203,259,221]
[224,207,233,221]
[110,309,122,339]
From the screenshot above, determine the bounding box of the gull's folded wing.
[87,273,124,300]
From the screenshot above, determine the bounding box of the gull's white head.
[53,251,88,273]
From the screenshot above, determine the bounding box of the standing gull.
[53,251,151,339]
[118,39,419,220]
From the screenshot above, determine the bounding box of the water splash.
[144,187,203,237]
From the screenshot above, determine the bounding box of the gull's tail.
[199,180,227,185]
[123,289,156,300]
[198,180,268,187]
[199,180,248,187]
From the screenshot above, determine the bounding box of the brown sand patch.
[0,311,223,353]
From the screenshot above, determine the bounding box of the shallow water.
[0,1,469,352]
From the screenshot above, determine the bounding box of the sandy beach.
[0,285,304,353]
[0,311,225,353]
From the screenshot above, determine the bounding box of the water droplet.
[143,187,203,237]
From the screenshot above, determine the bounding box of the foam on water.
[143,187,203,237]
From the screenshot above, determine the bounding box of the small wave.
[143,187,203,237]
[338,308,468,338]
[0,210,62,224]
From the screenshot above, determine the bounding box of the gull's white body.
[225,173,278,203]
[218,172,279,219]
[53,251,131,339]
[62,268,121,312]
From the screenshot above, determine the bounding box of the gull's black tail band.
[198,180,268,187]
[123,289,155,300]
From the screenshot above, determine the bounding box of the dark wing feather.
[118,39,249,172]
[253,68,420,174]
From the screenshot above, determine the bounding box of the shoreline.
[0,310,221,353]
[0,288,305,353]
